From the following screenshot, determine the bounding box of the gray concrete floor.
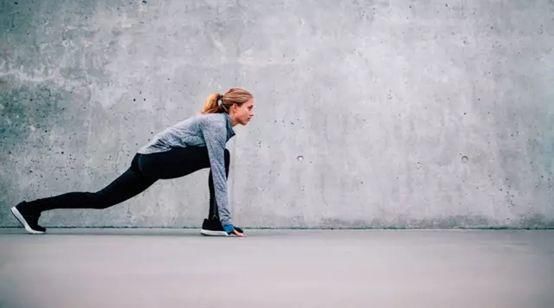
[0,228,553,308]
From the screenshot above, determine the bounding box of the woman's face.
[231,98,255,126]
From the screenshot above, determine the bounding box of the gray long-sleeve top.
[137,113,236,226]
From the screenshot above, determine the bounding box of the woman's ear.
[229,103,238,114]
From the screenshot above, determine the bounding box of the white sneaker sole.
[10,207,45,234]
[200,229,229,236]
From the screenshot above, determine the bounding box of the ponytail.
[201,88,253,114]
[201,93,224,114]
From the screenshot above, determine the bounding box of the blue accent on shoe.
[223,224,234,233]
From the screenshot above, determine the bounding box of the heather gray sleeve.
[200,118,232,226]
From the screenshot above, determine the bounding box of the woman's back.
[137,113,235,155]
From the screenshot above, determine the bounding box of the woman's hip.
[134,146,211,179]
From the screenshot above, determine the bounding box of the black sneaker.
[11,201,46,234]
[200,218,228,236]
[200,218,245,236]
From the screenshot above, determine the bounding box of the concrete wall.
[1,0,553,228]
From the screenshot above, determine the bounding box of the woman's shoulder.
[196,113,227,126]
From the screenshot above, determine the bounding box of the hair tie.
[218,94,229,112]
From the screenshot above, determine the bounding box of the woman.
[11,88,254,237]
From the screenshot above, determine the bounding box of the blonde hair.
[201,88,253,114]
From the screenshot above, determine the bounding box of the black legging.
[28,146,230,220]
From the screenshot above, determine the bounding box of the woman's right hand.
[224,224,246,237]
[231,227,246,237]
[231,229,245,237]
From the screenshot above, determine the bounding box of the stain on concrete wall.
[1,0,553,228]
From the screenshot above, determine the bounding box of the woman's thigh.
[137,146,210,179]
